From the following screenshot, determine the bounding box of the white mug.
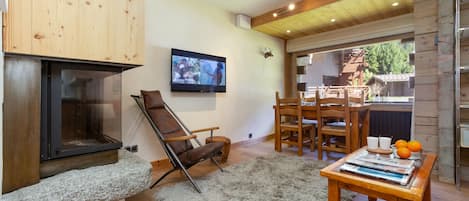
[367,137,379,149]
[379,137,392,150]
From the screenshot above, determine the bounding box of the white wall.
[122,0,285,161]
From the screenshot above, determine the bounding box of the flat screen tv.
[171,49,226,92]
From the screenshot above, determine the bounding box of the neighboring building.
[301,48,369,89]
[366,73,414,97]
[299,52,341,88]
[337,49,369,86]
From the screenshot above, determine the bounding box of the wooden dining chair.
[300,91,318,147]
[326,89,364,127]
[275,92,314,156]
[316,89,352,160]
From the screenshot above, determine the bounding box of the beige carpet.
[153,153,355,201]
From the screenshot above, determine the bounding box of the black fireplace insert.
[41,61,123,161]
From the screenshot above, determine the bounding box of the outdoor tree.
[364,41,414,75]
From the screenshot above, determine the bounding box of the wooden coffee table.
[320,147,437,201]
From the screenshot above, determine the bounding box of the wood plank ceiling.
[252,0,414,40]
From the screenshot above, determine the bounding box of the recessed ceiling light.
[273,13,278,17]
[286,30,291,33]
[330,18,336,22]
[288,3,296,11]
[392,2,399,7]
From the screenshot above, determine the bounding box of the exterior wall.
[300,52,340,88]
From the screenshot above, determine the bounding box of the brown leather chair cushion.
[141,90,165,109]
[178,142,224,167]
[141,90,193,155]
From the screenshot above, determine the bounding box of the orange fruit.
[395,139,408,149]
[407,140,422,152]
[397,147,411,159]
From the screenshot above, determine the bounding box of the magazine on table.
[346,155,415,175]
[353,152,415,169]
[340,163,412,185]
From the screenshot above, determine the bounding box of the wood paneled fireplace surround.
[3,55,135,193]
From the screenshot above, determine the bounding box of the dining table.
[273,103,371,152]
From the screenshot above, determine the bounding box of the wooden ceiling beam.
[251,0,338,28]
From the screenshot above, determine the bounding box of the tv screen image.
[171,49,226,92]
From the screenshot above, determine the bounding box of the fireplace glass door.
[41,61,123,161]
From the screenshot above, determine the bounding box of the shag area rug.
[154,153,355,201]
[2,150,152,201]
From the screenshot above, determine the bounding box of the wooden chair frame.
[316,89,351,160]
[275,92,314,156]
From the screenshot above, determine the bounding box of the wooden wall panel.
[414,101,439,118]
[31,0,60,56]
[414,84,438,101]
[413,0,439,158]
[4,0,144,65]
[415,32,437,52]
[414,51,438,76]
[414,133,439,153]
[2,0,32,54]
[111,0,144,63]
[415,125,439,136]
[56,0,80,57]
[2,57,41,193]
[415,116,438,126]
[76,0,109,61]
[414,16,438,35]
[414,74,438,85]
[414,0,438,18]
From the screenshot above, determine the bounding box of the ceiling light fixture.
[330,18,336,22]
[392,2,399,7]
[273,3,296,18]
[286,30,291,33]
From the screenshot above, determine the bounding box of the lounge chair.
[131,90,224,193]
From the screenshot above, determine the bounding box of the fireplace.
[40,61,123,162]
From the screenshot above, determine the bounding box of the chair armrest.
[163,135,197,142]
[191,126,220,134]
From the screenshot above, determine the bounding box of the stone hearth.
[1,150,152,201]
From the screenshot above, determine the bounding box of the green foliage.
[363,69,374,84]
[364,41,414,75]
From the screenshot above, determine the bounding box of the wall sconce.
[263,48,274,59]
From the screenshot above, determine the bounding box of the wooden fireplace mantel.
[3,0,144,66]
